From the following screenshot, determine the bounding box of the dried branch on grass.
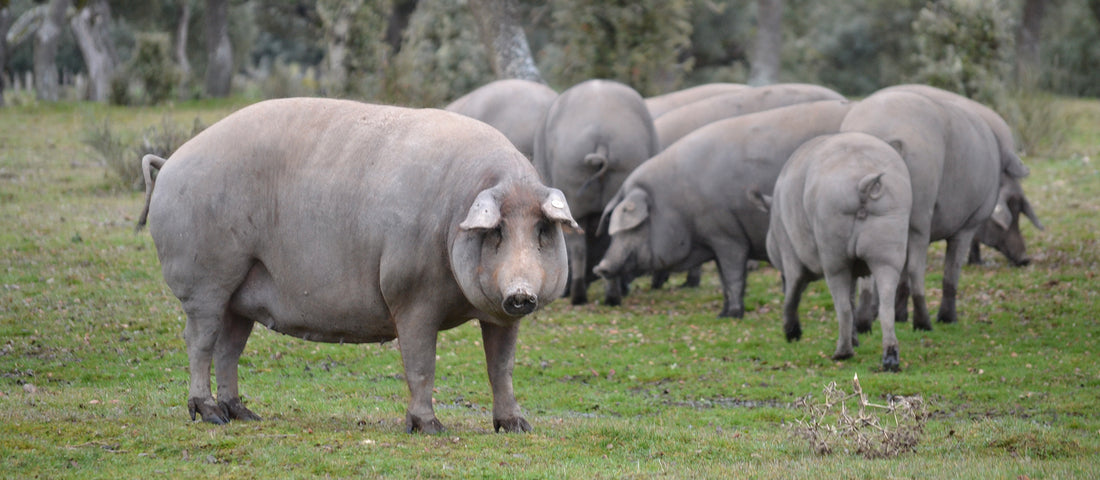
[790,373,928,459]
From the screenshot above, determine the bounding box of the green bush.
[390,0,491,106]
[110,33,181,106]
[83,116,204,191]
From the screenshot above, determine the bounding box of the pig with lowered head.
[137,98,578,434]
[592,100,852,318]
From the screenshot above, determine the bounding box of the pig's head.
[593,187,688,280]
[977,174,1043,266]
[451,182,579,320]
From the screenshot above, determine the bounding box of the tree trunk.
[204,0,232,97]
[175,0,193,80]
[1014,0,1046,86]
[70,0,118,102]
[34,0,71,102]
[0,6,12,107]
[468,0,542,82]
[748,0,783,86]
[385,0,417,57]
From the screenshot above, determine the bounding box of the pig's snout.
[503,289,538,317]
[593,260,614,279]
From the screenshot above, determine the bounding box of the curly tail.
[134,154,167,232]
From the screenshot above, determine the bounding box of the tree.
[1014,0,1047,86]
[316,0,390,97]
[32,0,70,101]
[174,0,192,82]
[468,0,541,82]
[0,4,11,106]
[69,0,118,101]
[204,0,232,97]
[748,0,783,85]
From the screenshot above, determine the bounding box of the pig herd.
[137,79,1042,433]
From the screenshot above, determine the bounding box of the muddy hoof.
[494,416,532,433]
[406,413,445,434]
[220,397,262,421]
[189,397,229,425]
[881,346,900,372]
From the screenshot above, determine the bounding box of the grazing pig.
[445,79,558,160]
[840,90,1001,330]
[136,98,579,434]
[592,100,852,318]
[654,83,845,150]
[534,79,659,307]
[755,132,912,371]
[879,84,1042,267]
[644,82,749,119]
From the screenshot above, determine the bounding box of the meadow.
[1,97,1097,478]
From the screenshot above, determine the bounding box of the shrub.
[84,116,205,191]
[789,374,928,459]
[110,33,180,106]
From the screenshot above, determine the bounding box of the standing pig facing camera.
[137,98,578,434]
[754,132,912,371]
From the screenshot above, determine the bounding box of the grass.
[1,97,1098,478]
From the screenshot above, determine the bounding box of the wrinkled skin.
[760,133,912,371]
[592,100,852,318]
[654,83,845,150]
[644,82,749,119]
[445,79,558,160]
[534,79,659,307]
[137,98,578,434]
[841,91,1001,331]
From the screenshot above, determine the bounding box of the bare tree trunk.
[468,0,542,82]
[0,6,12,107]
[385,0,417,56]
[1014,0,1046,86]
[204,0,232,97]
[748,0,783,86]
[70,0,118,102]
[34,0,71,102]
[175,0,193,80]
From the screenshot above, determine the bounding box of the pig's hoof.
[881,346,900,372]
[494,416,532,433]
[936,309,957,324]
[831,349,854,361]
[406,413,445,434]
[189,397,229,425]
[219,397,262,421]
[784,323,802,342]
[718,305,744,319]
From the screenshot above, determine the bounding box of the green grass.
[2,97,1098,479]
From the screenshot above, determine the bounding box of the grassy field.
[1,97,1098,479]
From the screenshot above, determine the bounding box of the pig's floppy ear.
[608,189,649,236]
[541,187,581,231]
[460,187,503,230]
[990,200,1012,230]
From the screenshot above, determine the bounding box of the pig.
[644,82,749,119]
[840,90,1001,330]
[592,100,853,318]
[445,79,558,160]
[534,79,659,307]
[654,83,845,150]
[878,84,1042,268]
[754,132,912,371]
[136,98,579,434]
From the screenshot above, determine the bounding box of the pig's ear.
[990,200,1012,230]
[541,187,582,232]
[460,187,502,230]
[1021,195,1044,231]
[608,189,649,235]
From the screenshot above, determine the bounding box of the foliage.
[538,0,693,95]
[316,0,391,98]
[113,33,180,105]
[1038,0,1100,97]
[390,0,492,106]
[82,114,204,190]
[909,0,1015,107]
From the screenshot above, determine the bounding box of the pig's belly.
[228,260,397,344]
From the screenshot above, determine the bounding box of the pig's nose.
[593,261,611,278]
[503,292,538,316]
